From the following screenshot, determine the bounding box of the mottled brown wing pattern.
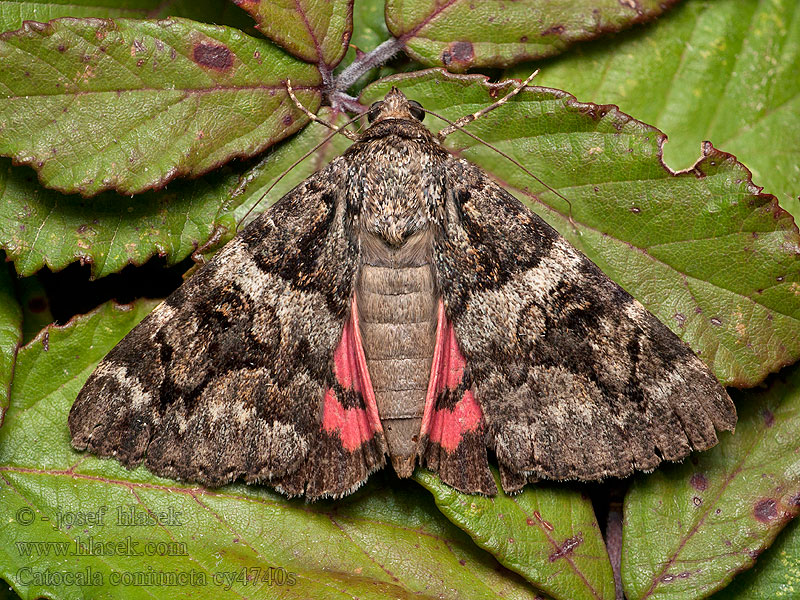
[69,161,386,499]
[71,87,737,500]
[433,158,736,492]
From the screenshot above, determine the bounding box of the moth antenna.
[436,70,539,140]
[236,110,364,230]
[287,79,359,142]
[426,106,577,230]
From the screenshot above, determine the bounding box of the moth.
[69,87,736,499]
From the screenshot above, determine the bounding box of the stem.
[332,38,405,93]
[329,92,365,114]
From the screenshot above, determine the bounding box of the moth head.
[367,87,425,125]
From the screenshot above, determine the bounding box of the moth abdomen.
[357,229,438,477]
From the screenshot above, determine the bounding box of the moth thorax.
[355,143,441,247]
[356,229,438,477]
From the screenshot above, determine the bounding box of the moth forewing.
[70,88,735,500]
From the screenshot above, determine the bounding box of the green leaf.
[350,0,391,56]
[0,300,546,599]
[710,516,800,599]
[386,0,680,72]
[526,0,800,222]
[0,17,321,196]
[0,0,257,34]
[360,70,800,387]
[0,109,352,278]
[0,262,21,425]
[416,470,615,600]
[233,0,354,68]
[622,365,800,600]
[0,158,246,278]
[0,0,162,32]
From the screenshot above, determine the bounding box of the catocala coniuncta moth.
[69,88,736,499]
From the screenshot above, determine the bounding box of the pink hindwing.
[421,299,485,452]
[321,296,384,451]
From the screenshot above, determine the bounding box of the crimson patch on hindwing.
[322,296,385,451]
[274,297,386,498]
[420,300,496,494]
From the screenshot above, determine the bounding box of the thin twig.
[333,38,405,93]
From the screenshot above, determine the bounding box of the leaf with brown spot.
[386,0,680,72]
[192,41,235,70]
[623,365,800,600]
[0,18,322,196]
[416,469,615,600]
[711,513,800,599]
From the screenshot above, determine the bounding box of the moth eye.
[408,100,425,122]
[367,101,384,124]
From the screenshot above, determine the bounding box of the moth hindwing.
[70,88,736,499]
